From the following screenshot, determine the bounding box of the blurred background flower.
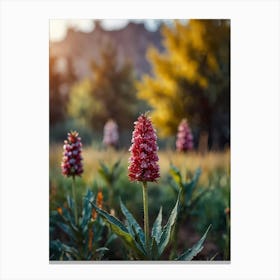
[103,119,119,148]
[176,119,194,152]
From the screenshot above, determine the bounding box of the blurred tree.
[67,42,137,132]
[67,78,100,129]
[137,20,230,148]
[50,55,77,125]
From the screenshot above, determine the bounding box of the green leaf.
[60,243,80,260]
[209,252,218,261]
[51,240,80,260]
[189,188,209,209]
[158,197,179,256]
[95,247,109,260]
[184,168,201,205]
[92,221,105,243]
[91,202,128,232]
[105,233,117,247]
[169,178,180,194]
[131,224,146,254]
[169,164,183,189]
[90,201,146,259]
[120,199,145,247]
[186,168,201,194]
[176,225,211,261]
[50,240,64,260]
[81,190,94,230]
[112,160,121,179]
[67,195,74,213]
[150,237,159,260]
[98,161,112,185]
[57,222,77,242]
[60,208,79,233]
[95,247,109,253]
[151,206,162,244]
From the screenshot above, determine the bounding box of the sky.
[49,19,171,42]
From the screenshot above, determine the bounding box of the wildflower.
[61,131,83,177]
[128,113,160,182]
[176,119,194,152]
[103,119,119,148]
[96,191,103,208]
[57,207,63,215]
[92,190,103,220]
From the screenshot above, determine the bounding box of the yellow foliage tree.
[137,20,230,147]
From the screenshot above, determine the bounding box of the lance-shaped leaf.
[57,222,77,242]
[176,224,211,261]
[81,190,94,230]
[105,233,117,247]
[120,199,145,250]
[90,201,146,259]
[150,237,159,260]
[169,164,183,189]
[120,199,145,248]
[185,168,201,200]
[169,178,180,193]
[96,247,109,253]
[131,224,146,254]
[151,206,162,244]
[112,159,121,179]
[98,161,111,185]
[189,188,209,209]
[51,240,80,260]
[60,243,80,260]
[58,207,79,233]
[158,197,179,256]
[67,195,75,214]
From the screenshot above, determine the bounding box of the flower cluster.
[176,119,193,152]
[103,119,119,148]
[128,114,160,182]
[61,131,83,177]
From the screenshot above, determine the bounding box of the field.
[49,20,230,261]
[50,145,230,261]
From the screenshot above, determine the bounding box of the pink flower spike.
[128,113,160,182]
[103,119,119,148]
[61,131,83,177]
[176,119,194,152]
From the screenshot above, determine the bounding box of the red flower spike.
[128,114,160,182]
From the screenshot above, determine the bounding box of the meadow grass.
[50,144,230,187]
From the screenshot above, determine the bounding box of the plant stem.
[142,181,149,250]
[72,175,78,225]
